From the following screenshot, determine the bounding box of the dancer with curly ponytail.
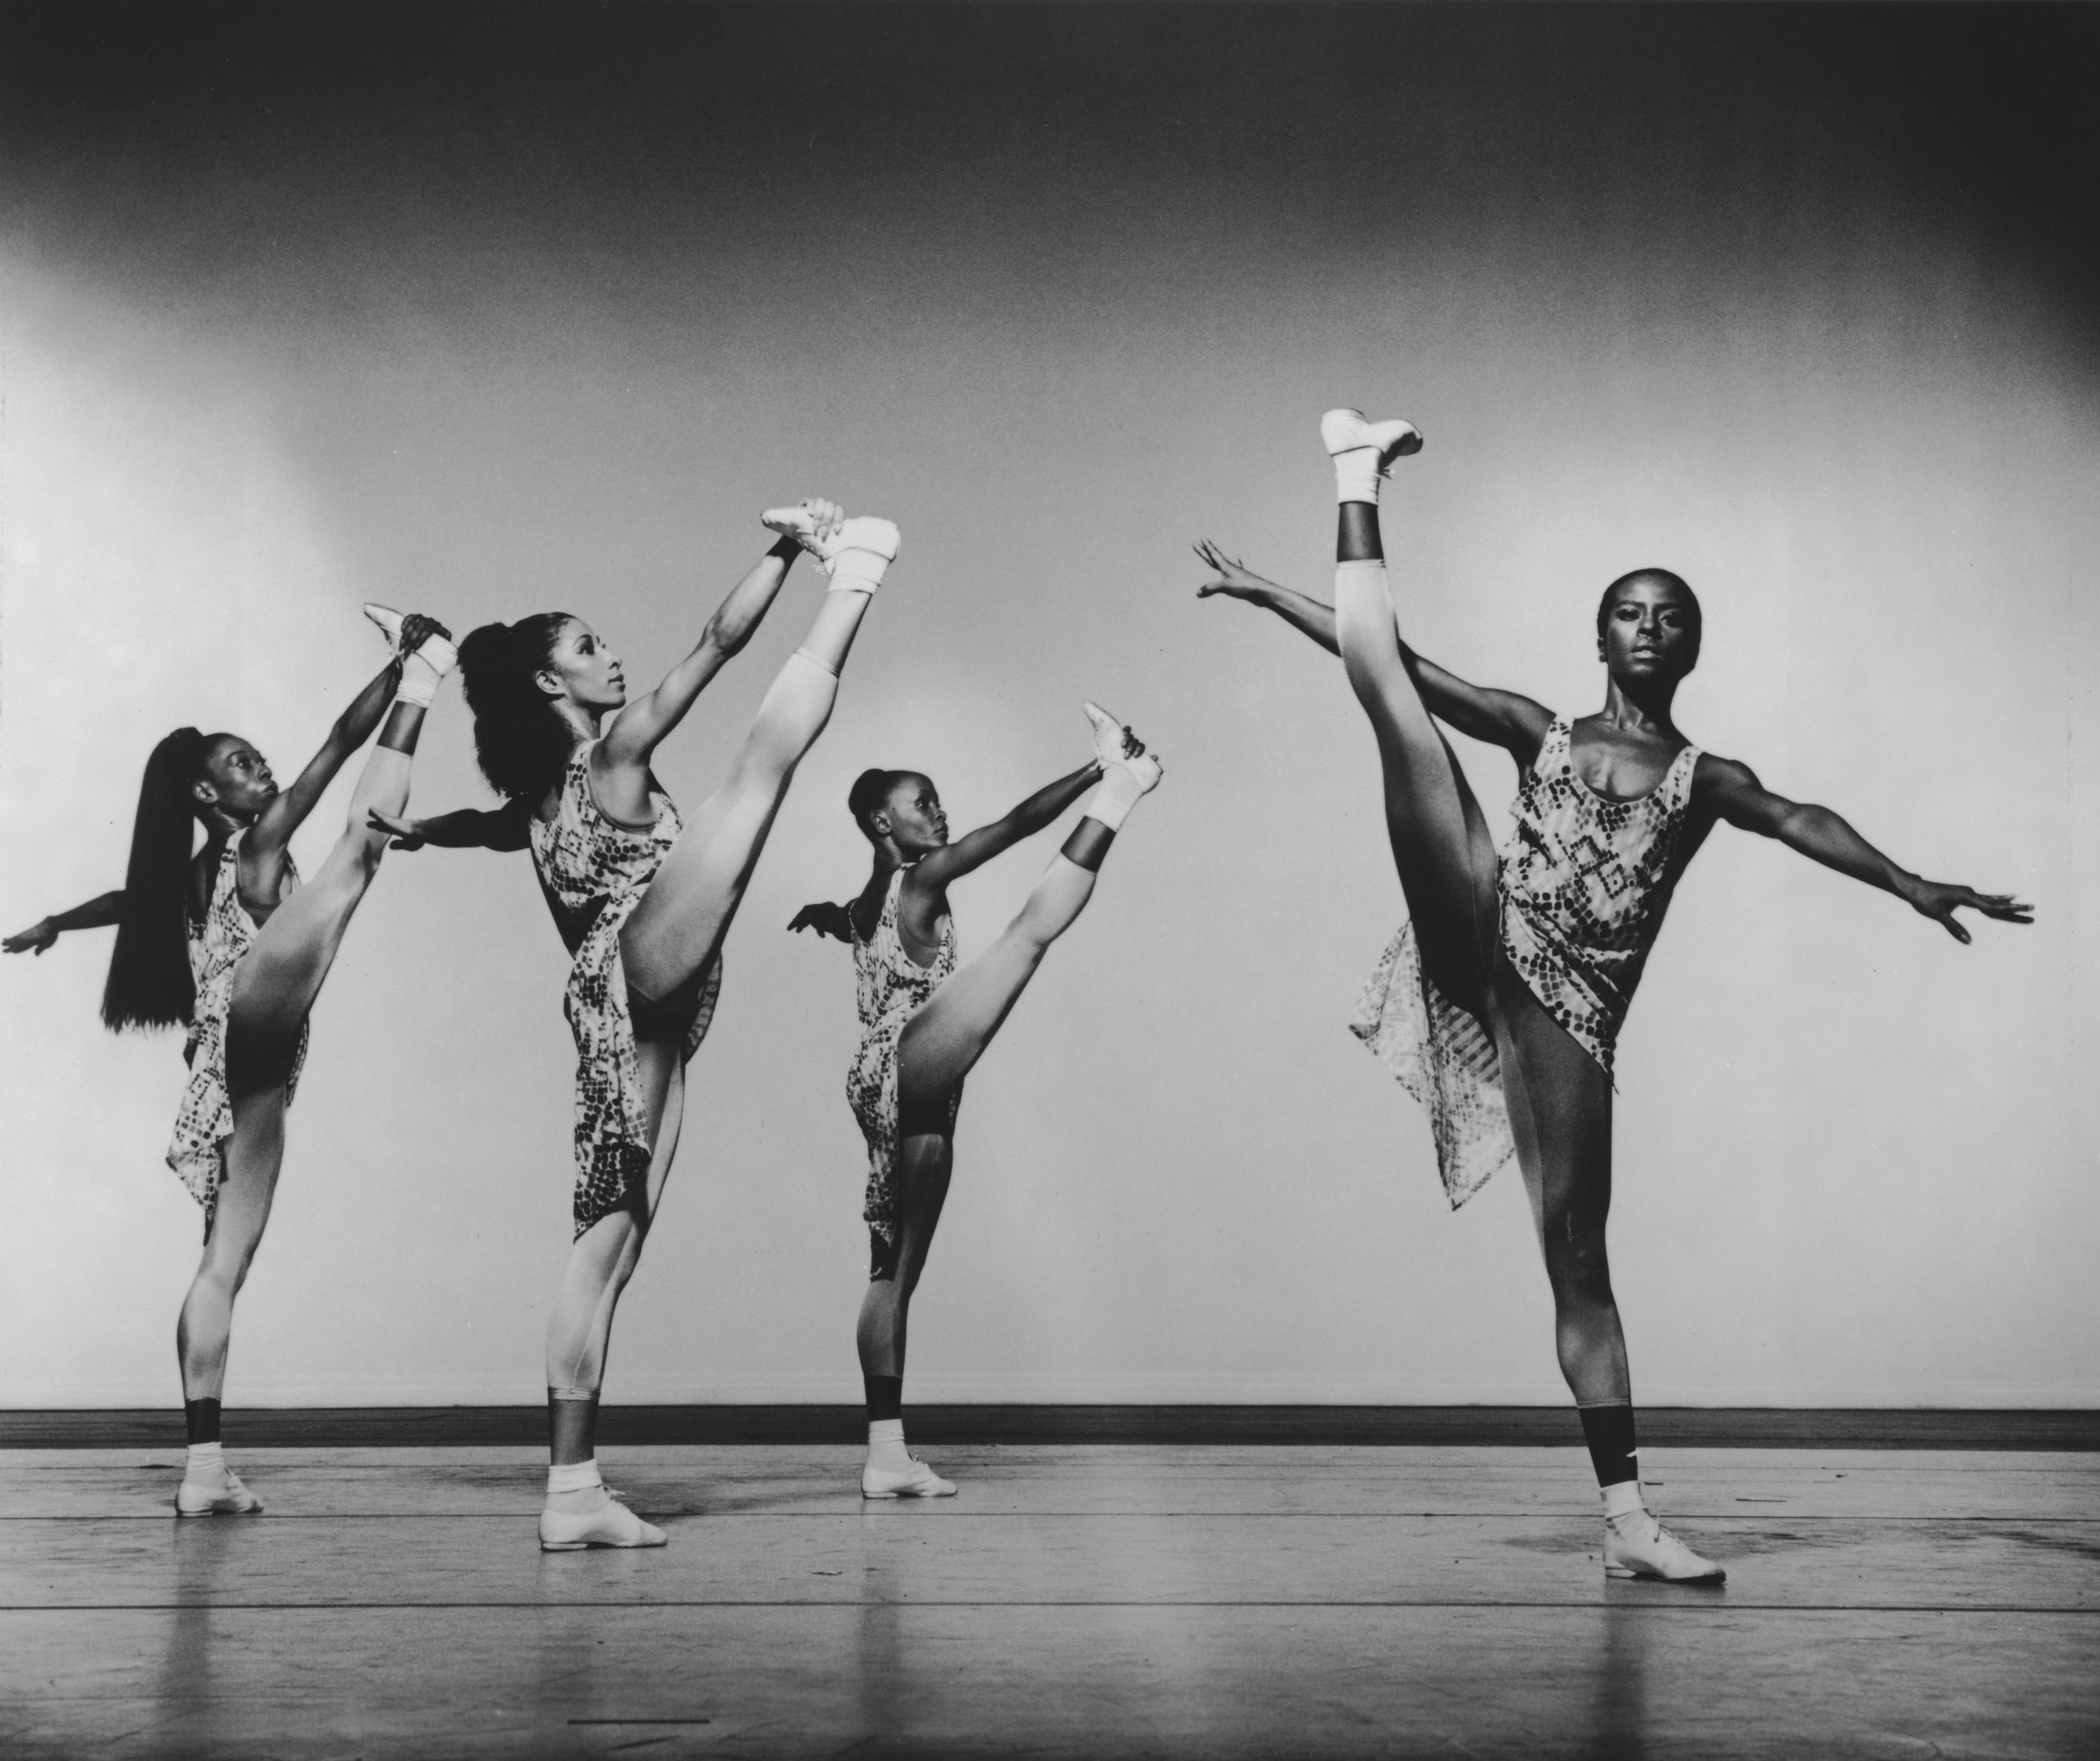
[371,500,892,1549]
[6,609,456,1515]
[789,705,1162,1497]
[1197,408,2031,1581]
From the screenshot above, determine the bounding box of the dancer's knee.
[1544,1227,1615,1314]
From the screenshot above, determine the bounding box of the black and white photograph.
[1,2,2093,1754]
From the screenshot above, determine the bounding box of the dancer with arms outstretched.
[1197,413,2030,1581]
[7,609,456,1515]
[370,502,891,1548]
[790,705,1160,1496]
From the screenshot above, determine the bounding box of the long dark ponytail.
[102,727,209,1032]
[457,614,576,802]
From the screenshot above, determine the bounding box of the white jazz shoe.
[1603,1506,1726,1583]
[176,1464,264,1517]
[1319,407,1424,469]
[362,603,458,675]
[861,1453,958,1499]
[538,1486,669,1552]
[1083,701,1139,769]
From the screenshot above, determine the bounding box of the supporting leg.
[856,1131,958,1498]
[173,1084,285,1516]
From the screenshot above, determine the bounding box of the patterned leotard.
[1350,717,1701,1207]
[847,867,958,1247]
[168,836,306,1223]
[529,742,720,1237]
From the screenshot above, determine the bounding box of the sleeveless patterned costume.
[168,836,306,1223]
[1350,717,1701,1206]
[529,743,720,1238]
[847,867,958,1247]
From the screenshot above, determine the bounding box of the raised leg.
[619,590,875,1007]
[1331,491,1502,1022]
[225,702,426,1080]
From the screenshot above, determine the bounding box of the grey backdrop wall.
[3,3,2093,1407]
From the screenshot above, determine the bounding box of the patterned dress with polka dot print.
[1351,716,1700,1208]
[167,835,307,1226]
[529,742,719,1238]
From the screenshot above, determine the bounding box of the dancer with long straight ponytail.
[6,609,456,1514]
[1195,410,2030,1581]
[369,502,890,1549]
[789,706,1161,1496]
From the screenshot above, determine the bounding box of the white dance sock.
[1085,756,1162,831]
[1601,1478,1645,1520]
[395,639,458,708]
[185,1441,225,1474]
[1333,449,1385,505]
[547,1458,605,1498]
[866,1418,912,1472]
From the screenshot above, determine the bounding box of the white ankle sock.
[1085,761,1147,831]
[1601,1479,1646,1521]
[827,555,888,595]
[395,651,447,707]
[1333,449,1384,505]
[868,1419,905,1447]
[547,1459,604,1497]
[185,1442,224,1472]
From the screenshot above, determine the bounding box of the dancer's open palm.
[1905,878,2034,944]
[366,810,426,850]
[1192,539,1275,601]
[788,901,855,941]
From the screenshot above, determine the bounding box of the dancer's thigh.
[226,846,374,1082]
[1379,713,1504,1023]
[205,1086,288,1280]
[620,775,787,1003]
[1493,963,1614,1256]
[896,939,1042,1111]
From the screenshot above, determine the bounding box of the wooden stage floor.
[3,1442,2095,1758]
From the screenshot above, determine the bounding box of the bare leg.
[1493,973,1628,1406]
[176,1086,287,1403]
[1331,504,1502,1018]
[857,1132,955,1383]
[619,591,873,1005]
[894,827,1106,1112]
[225,702,426,1076]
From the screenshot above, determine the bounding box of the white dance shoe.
[861,1453,958,1499]
[538,1485,668,1552]
[1320,407,1424,469]
[762,502,840,553]
[362,603,459,676]
[761,508,900,592]
[1603,1507,1725,1583]
[1083,701,1138,769]
[176,1465,264,1517]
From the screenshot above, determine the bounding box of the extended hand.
[1905,878,2034,944]
[367,810,427,850]
[2,919,56,955]
[1193,539,1273,601]
[788,901,854,941]
[396,613,452,659]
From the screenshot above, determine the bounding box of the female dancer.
[367,502,892,1550]
[789,706,1160,1496]
[4,609,456,1515]
[1197,410,2030,1582]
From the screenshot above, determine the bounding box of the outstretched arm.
[367,801,532,853]
[1699,755,2034,944]
[1194,540,1552,762]
[914,762,1106,889]
[599,500,843,779]
[786,900,858,942]
[244,610,450,874]
[4,890,125,955]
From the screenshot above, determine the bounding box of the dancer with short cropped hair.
[791,705,1160,1495]
[372,502,890,1549]
[1196,411,2029,1581]
[6,608,456,1515]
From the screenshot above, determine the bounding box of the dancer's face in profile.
[880,774,949,855]
[538,618,628,714]
[192,735,278,820]
[1597,576,1700,686]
